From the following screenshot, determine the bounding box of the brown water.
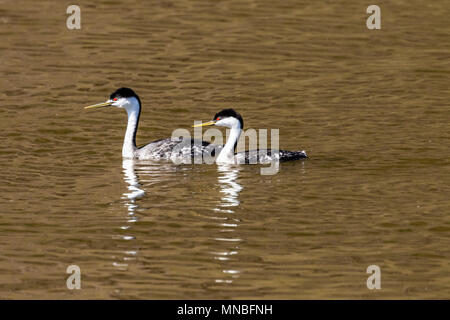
[0,0,449,299]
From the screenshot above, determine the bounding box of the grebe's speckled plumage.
[193,108,307,164]
[85,88,222,160]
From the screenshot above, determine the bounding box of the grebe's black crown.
[214,108,244,129]
[110,87,139,100]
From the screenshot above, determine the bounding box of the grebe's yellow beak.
[192,120,216,128]
[84,101,113,109]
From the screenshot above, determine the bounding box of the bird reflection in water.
[122,159,146,215]
[114,159,245,281]
[212,164,243,284]
[112,159,146,270]
[114,159,179,270]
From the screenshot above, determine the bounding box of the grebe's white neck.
[216,119,242,164]
[122,97,141,158]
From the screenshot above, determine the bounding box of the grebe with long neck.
[85,88,222,160]
[193,108,307,164]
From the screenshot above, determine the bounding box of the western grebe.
[85,87,221,160]
[192,108,307,164]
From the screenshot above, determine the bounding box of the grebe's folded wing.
[235,149,307,164]
[138,137,223,160]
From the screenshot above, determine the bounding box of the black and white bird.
[85,87,222,160]
[192,108,307,164]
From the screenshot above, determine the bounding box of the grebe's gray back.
[85,88,222,160]
[192,108,307,164]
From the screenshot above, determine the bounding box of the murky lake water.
[0,0,449,299]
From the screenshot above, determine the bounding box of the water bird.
[84,87,221,160]
[192,108,307,164]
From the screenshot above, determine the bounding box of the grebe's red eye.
[113,98,118,101]
[216,117,220,121]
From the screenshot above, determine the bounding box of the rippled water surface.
[0,0,449,299]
